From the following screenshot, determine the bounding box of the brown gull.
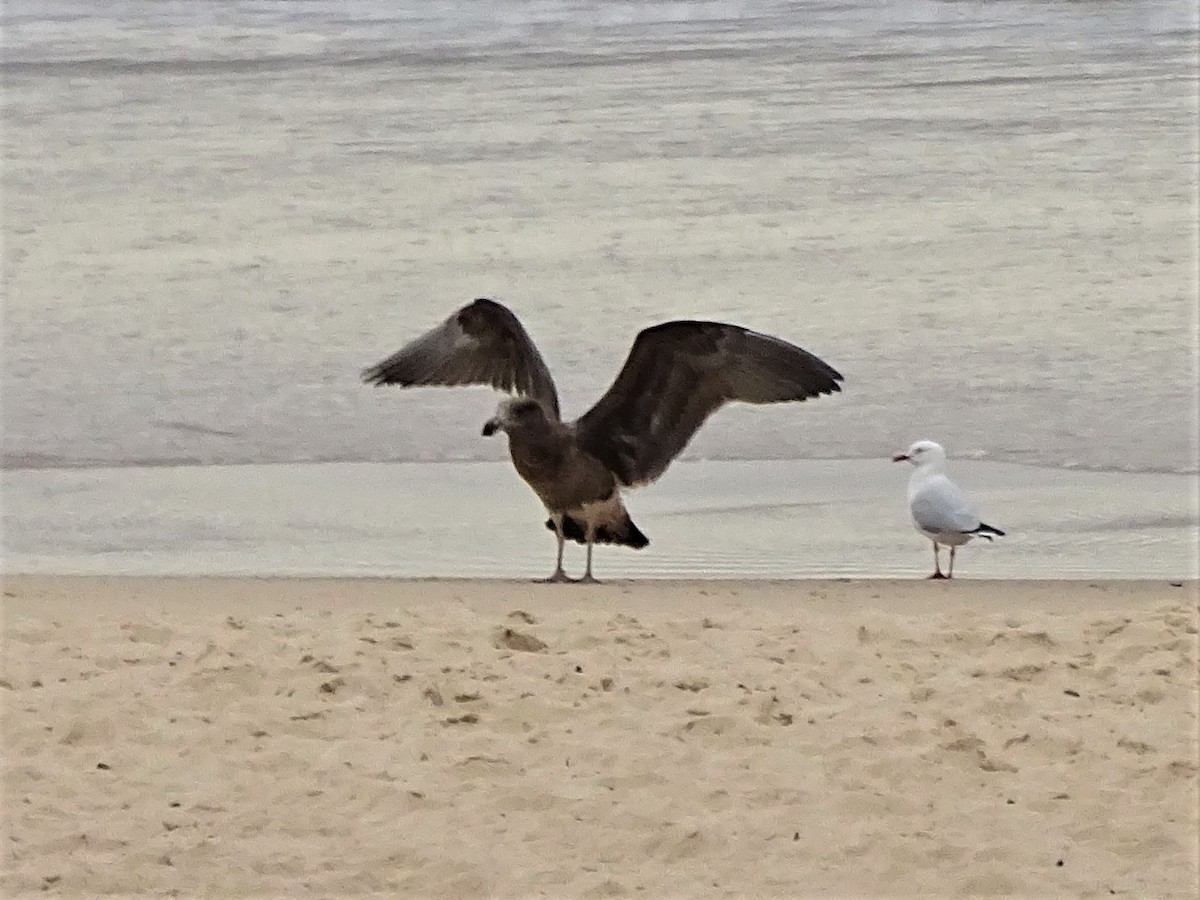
[362,298,843,583]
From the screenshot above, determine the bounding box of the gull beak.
[482,419,499,437]
[892,453,909,462]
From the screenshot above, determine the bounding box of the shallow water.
[4,459,1196,579]
[2,0,1198,474]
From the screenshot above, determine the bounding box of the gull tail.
[969,523,1006,541]
[545,511,650,549]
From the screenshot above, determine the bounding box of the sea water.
[3,0,1197,577]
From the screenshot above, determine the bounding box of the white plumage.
[893,440,1005,579]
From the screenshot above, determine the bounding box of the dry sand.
[3,576,1197,898]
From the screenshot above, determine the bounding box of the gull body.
[481,397,645,582]
[363,298,843,582]
[892,440,1004,579]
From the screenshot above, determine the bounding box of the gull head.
[482,397,550,437]
[892,439,946,467]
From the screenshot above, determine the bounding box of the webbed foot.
[535,570,576,584]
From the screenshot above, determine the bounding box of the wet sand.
[4,459,1196,580]
[3,575,1197,897]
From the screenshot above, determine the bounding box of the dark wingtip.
[819,361,845,393]
[793,366,843,400]
[970,523,1006,540]
[360,366,399,387]
[466,296,506,315]
[361,362,417,387]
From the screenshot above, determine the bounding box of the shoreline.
[5,460,1197,582]
[4,455,1198,477]
[5,574,1197,618]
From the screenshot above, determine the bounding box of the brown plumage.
[362,299,560,419]
[362,298,843,582]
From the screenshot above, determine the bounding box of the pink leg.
[535,518,577,583]
[927,542,947,579]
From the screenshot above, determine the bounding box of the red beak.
[892,454,909,462]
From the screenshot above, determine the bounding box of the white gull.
[892,439,1005,579]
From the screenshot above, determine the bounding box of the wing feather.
[361,298,560,419]
[909,477,981,534]
[574,321,842,486]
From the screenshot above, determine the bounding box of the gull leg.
[536,516,575,584]
[578,526,600,584]
[947,545,957,579]
[927,542,947,580]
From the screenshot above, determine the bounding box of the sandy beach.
[3,575,1196,897]
[4,3,1196,896]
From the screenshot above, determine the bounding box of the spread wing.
[361,298,560,420]
[909,476,981,534]
[573,321,843,487]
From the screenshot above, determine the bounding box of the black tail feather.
[545,514,649,549]
[969,523,1006,541]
